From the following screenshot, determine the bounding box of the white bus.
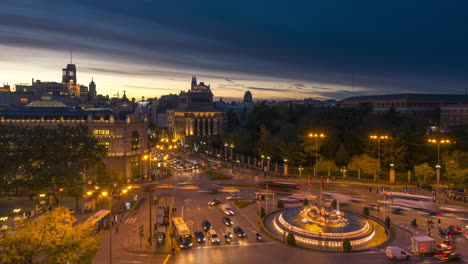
[172,217,193,249]
[382,192,433,209]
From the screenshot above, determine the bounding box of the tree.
[335,143,350,165]
[277,200,284,209]
[442,151,468,185]
[348,154,378,179]
[303,198,309,206]
[0,207,100,264]
[315,159,338,178]
[286,233,296,246]
[342,239,352,252]
[331,199,337,209]
[414,163,435,184]
[363,207,370,216]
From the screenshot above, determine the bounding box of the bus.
[381,192,434,209]
[258,181,301,190]
[83,209,110,233]
[172,217,193,249]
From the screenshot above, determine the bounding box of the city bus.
[83,209,110,234]
[381,192,434,209]
[258,181,301,190]
[172,217,193,249]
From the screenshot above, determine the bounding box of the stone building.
[0,96,149,182]
[169,77,226,145]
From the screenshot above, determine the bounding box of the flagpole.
[266,183,269,213]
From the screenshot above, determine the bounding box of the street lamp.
[298,166,304,178]
[283,159,288,177]
[308,133,325,180]
[370,135,389,193]
[230,143,234,161]
[224,143,228,161]
[266,156,270,174]
[428,138,451,184]
[102,182,117,264]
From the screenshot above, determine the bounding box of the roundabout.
[263,202,389,251]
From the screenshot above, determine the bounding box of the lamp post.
[370,135,389,193]
[101,182,116,264]
[299,165,304,178]
[266,156,270,175]
[283,159,288,177]
[428,138,451,184]
[224,143,228,161]
[308,133,325,179]
[230,143,234,161]
[261,155,265,171]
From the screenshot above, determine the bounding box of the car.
[386,246,410,260]
[208,229,220,244]
[208,199,220,206]
[434,252,461,262]
[226,194,240,200]
[233,226,246,238]
[194,230,205,243]
[438,240,455,250]
[219,204,235,216]
[202,220,212,231]
[448,225,463,234]
[222,216,233,226]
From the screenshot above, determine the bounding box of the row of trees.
[220,103,468,185]
[0,125,108,206]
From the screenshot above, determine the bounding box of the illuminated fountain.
[271,201,382,250]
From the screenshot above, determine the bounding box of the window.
[131,131,140,151]
[98,142,110,151]
[93,129,110,135]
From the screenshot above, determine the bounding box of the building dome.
[27,96,67,108]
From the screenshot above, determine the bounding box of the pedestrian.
[437,219,441,228]
[427,228,431,237]
[171,247,175,255]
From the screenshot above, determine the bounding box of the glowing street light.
[428,138,451,184]
[370,135,389,193]
[308,133,326,179]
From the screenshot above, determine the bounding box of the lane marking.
[163,254,171,264]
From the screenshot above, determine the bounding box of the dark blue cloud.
[1,0,467,98]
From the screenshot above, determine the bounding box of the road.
[92,157,468,264]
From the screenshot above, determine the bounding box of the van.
[219,204,235,216]
[386,246,410,260]
[208,229,220,244]
[156,226,166,245]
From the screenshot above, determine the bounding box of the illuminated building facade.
[169,76,226,144]
[0,97,149,182]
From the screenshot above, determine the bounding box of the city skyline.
[1,1,468,100]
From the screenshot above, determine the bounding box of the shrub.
[331,199,337,208]
[343,239,352,252]
[277,200,284,209]
[363,207,369,216]
[286,233,296,246]
[385,216,391,228]
[303,198,309,206]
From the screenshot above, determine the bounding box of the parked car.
[202,220,212,231]
[194,230,205,243]
[222,216,233,226]
[233,226,246,238]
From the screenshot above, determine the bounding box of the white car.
[208,229,220,244]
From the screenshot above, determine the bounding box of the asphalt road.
[92,158,468,264]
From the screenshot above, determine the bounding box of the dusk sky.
[1,0,467,101]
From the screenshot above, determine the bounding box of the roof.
[27,97,67,108]
[340,94,468,102]
[412,236,435,242]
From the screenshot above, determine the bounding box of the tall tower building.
[62,64,77,84]
[89,78,96,98]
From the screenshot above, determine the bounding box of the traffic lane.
[169,242,389,264]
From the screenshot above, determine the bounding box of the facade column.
[197,119,201,135]
[185,118,189,135]
[201,119,206,135]
[208,119,212,135]
[213,118,219,135]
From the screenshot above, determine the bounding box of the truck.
[411,236,436,255]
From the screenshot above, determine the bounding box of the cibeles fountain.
[267,200,388,251]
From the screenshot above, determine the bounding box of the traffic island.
[262,204,389,252]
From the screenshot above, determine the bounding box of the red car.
[448,225,463,234]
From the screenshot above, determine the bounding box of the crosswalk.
[124,217,137,224]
